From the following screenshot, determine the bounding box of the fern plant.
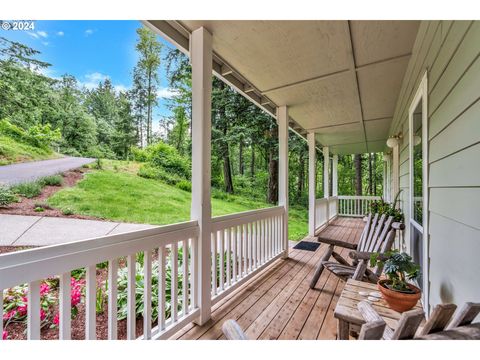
[370,250,420,292]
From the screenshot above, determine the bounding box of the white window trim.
[408,71,429,314]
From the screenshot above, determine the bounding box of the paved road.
[0,157,94,186]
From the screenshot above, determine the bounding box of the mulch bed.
[0,168,103,221]
[1,246,153,340]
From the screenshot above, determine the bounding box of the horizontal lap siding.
[388,20,480,310]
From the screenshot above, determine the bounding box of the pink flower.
[2,330,7,340]
[40,283,50,296]
[53,313,59,326]
[3,310,16,321]
[40,308,46,321]
[16,304,27,317]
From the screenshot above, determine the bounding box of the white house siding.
[388,20,480,310]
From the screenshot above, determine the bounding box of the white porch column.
[383,153,391,202]
[323,146,330,223]
[308,132,316,236]
[332,154,338,197]
[190,27,212,325]
[278,106,289,258]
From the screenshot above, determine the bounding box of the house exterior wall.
[388,20,480,310]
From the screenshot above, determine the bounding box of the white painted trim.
[190,27,213,325]
[308,132,316,236]
[332,154,338,197]
[408,71,429,314]
[278,106,289,258]
[323,146,330,224]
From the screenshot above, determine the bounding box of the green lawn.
[47,166,307,241]
[0,135,59,165]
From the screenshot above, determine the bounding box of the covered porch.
[170,217,364,340]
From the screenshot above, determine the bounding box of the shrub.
[0,186,16,206]
[34,206,45,212]
[176,180,192,192]
[130,146,148,162]
[11,181,42,198]
[40,175,63,186]
[145,142,190,179]
[0,119,60,150]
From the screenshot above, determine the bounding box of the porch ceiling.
[149,20,419,155]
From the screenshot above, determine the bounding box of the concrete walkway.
[0,157,94,186]
[0,214,157,247]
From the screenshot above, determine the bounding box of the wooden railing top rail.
[210,206,283,232]
[0,220,199,289]
[338,195,382,200]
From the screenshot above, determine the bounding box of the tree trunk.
[354,154,362,196]
[267,127,278,204]
[297,151,305,197]
[146,68,152,145]
[239,137,244,175]
[368,153,373,195]
[250,142,255,178]
[267,151,278,203]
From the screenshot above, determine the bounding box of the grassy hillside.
[0,134,59,165]
[48,165,308,240]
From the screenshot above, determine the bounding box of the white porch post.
[323,146,330,223]
[278,106,289,258]
[332,154,338,197]
[308,132,316,236]
[190,27,212,325]
[383,154,391,202]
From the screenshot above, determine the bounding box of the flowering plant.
[2,277,85,337]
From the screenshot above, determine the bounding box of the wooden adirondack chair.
[357,301,480,340]
[310,213,404,289]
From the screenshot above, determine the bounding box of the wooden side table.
[334,279,423,339]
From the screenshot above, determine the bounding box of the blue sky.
[1,20,177,127]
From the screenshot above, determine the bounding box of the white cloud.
[114,84,128,93]
[85,29,94,36]
[79,72,127,94]
[41,41,49,46]
[157,87,179,99]
[37,31,48,38]
[56,31,64,36]
[27,32,39,39]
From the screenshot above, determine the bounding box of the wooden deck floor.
[170,217,364,340]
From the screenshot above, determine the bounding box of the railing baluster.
[158,246,166,330]
[211,232,217,296]
[85,265,96,340]
[242,224,247,276]
[126,254,136,340]
[59,272,71,340]
[189,239,196,311]
[172,243,179,322]
[27,280,41,340]
[108,258,118,340]
[247,223,252,272]
[182,239,189,315]
[232,226,237,283]
[261,219,266,263]
[143,250,152,339]
[219,230,225,291]
[226,228,231,287]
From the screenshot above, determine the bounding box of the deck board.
[170,217,364,340]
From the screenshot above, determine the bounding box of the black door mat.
[293,241,321,252]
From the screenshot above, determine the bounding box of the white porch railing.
[314,196,339,232]
[329,196,338,220]
[0,207,285,340]
[210,206,285,305]
[338,195,381,217]
[0,221,200,340]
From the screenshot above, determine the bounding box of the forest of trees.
[0,26,384,207]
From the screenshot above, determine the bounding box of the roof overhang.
[144,20,420,155]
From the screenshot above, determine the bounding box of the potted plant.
[370,250,421,312]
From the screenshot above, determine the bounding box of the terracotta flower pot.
[377,279,421,312]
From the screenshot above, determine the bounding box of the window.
[408,72,429,308]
